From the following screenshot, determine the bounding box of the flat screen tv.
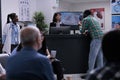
[60,11,83,26]
[49,26,70,34]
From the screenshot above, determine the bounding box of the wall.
[59,1,111,32]
[1,0,111,32]
[58,1,72,11]
[1,0,19,30]
[1,0,58,31]
[36,0,58,26]
[1,0,37,31]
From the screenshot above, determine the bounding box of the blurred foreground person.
[6,27,55,80]
[87,29,120,80]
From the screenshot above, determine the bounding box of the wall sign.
[19,0,30,21]
[91,8,105,30]
[111,0,120,29]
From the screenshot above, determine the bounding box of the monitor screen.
[49,26,70,34]
[60,11,83,25]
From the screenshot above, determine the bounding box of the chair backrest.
[0,54,9,69]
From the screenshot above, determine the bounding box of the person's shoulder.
[83,16,91,21]
[34,53,51,65]
[36,52,49,61]
[50,22,54,24]
[4,23,11,28]
[50,22,56,27]
[5,23,11,25]
[7,52,18,61]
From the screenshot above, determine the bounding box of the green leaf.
[33,11,48,34]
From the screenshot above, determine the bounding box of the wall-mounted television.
[60,11,83,26]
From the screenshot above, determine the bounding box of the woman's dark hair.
[52,12,61,22]
[7,13,17,23]
[38,31,47,55]
[83,9,92,18]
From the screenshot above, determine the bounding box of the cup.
[75,30,81,34]
[51,50,57,58]
[70,30,74,35]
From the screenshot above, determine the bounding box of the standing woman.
[2,13,20,54]
[50,12,64,27]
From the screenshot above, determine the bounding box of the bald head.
[20,27,42,48]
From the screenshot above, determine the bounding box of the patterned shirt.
[86,63,120,80]
[10,23,19,44]
[81,15,103,39]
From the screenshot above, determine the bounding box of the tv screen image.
[60,12,83,25]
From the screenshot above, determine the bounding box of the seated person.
[38,31,65,80]
[6,27,55,80]
[11,31,64,80]
[86,29,120,80]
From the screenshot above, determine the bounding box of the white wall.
[1,0,111,32]
[36,0,58,26]
[1,0,58,31]
[59,1,111,32]
[1,0,19,30]
[59,1,72,11]
[1,0,37,31]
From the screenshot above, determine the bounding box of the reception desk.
[45,34,91,74]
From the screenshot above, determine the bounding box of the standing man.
[6,27,55,80]
[81,9,104,73]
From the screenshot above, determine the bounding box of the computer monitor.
[49,26,70,34]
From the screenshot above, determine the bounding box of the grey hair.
[20,26,41,45]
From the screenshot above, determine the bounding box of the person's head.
[7,13,18,23]
[96,10,103,19]
[102,29,120,63]
[20,27,42,51]
[83,9,92,18]
[52,12,61,22]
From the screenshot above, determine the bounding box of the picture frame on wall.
[111,0,120,14]
[112,15,120,28]
[19,0,30,21]
[90,8,105,30]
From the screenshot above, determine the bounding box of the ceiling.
[60,0,109,3]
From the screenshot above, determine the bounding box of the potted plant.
[33,11,48,33]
